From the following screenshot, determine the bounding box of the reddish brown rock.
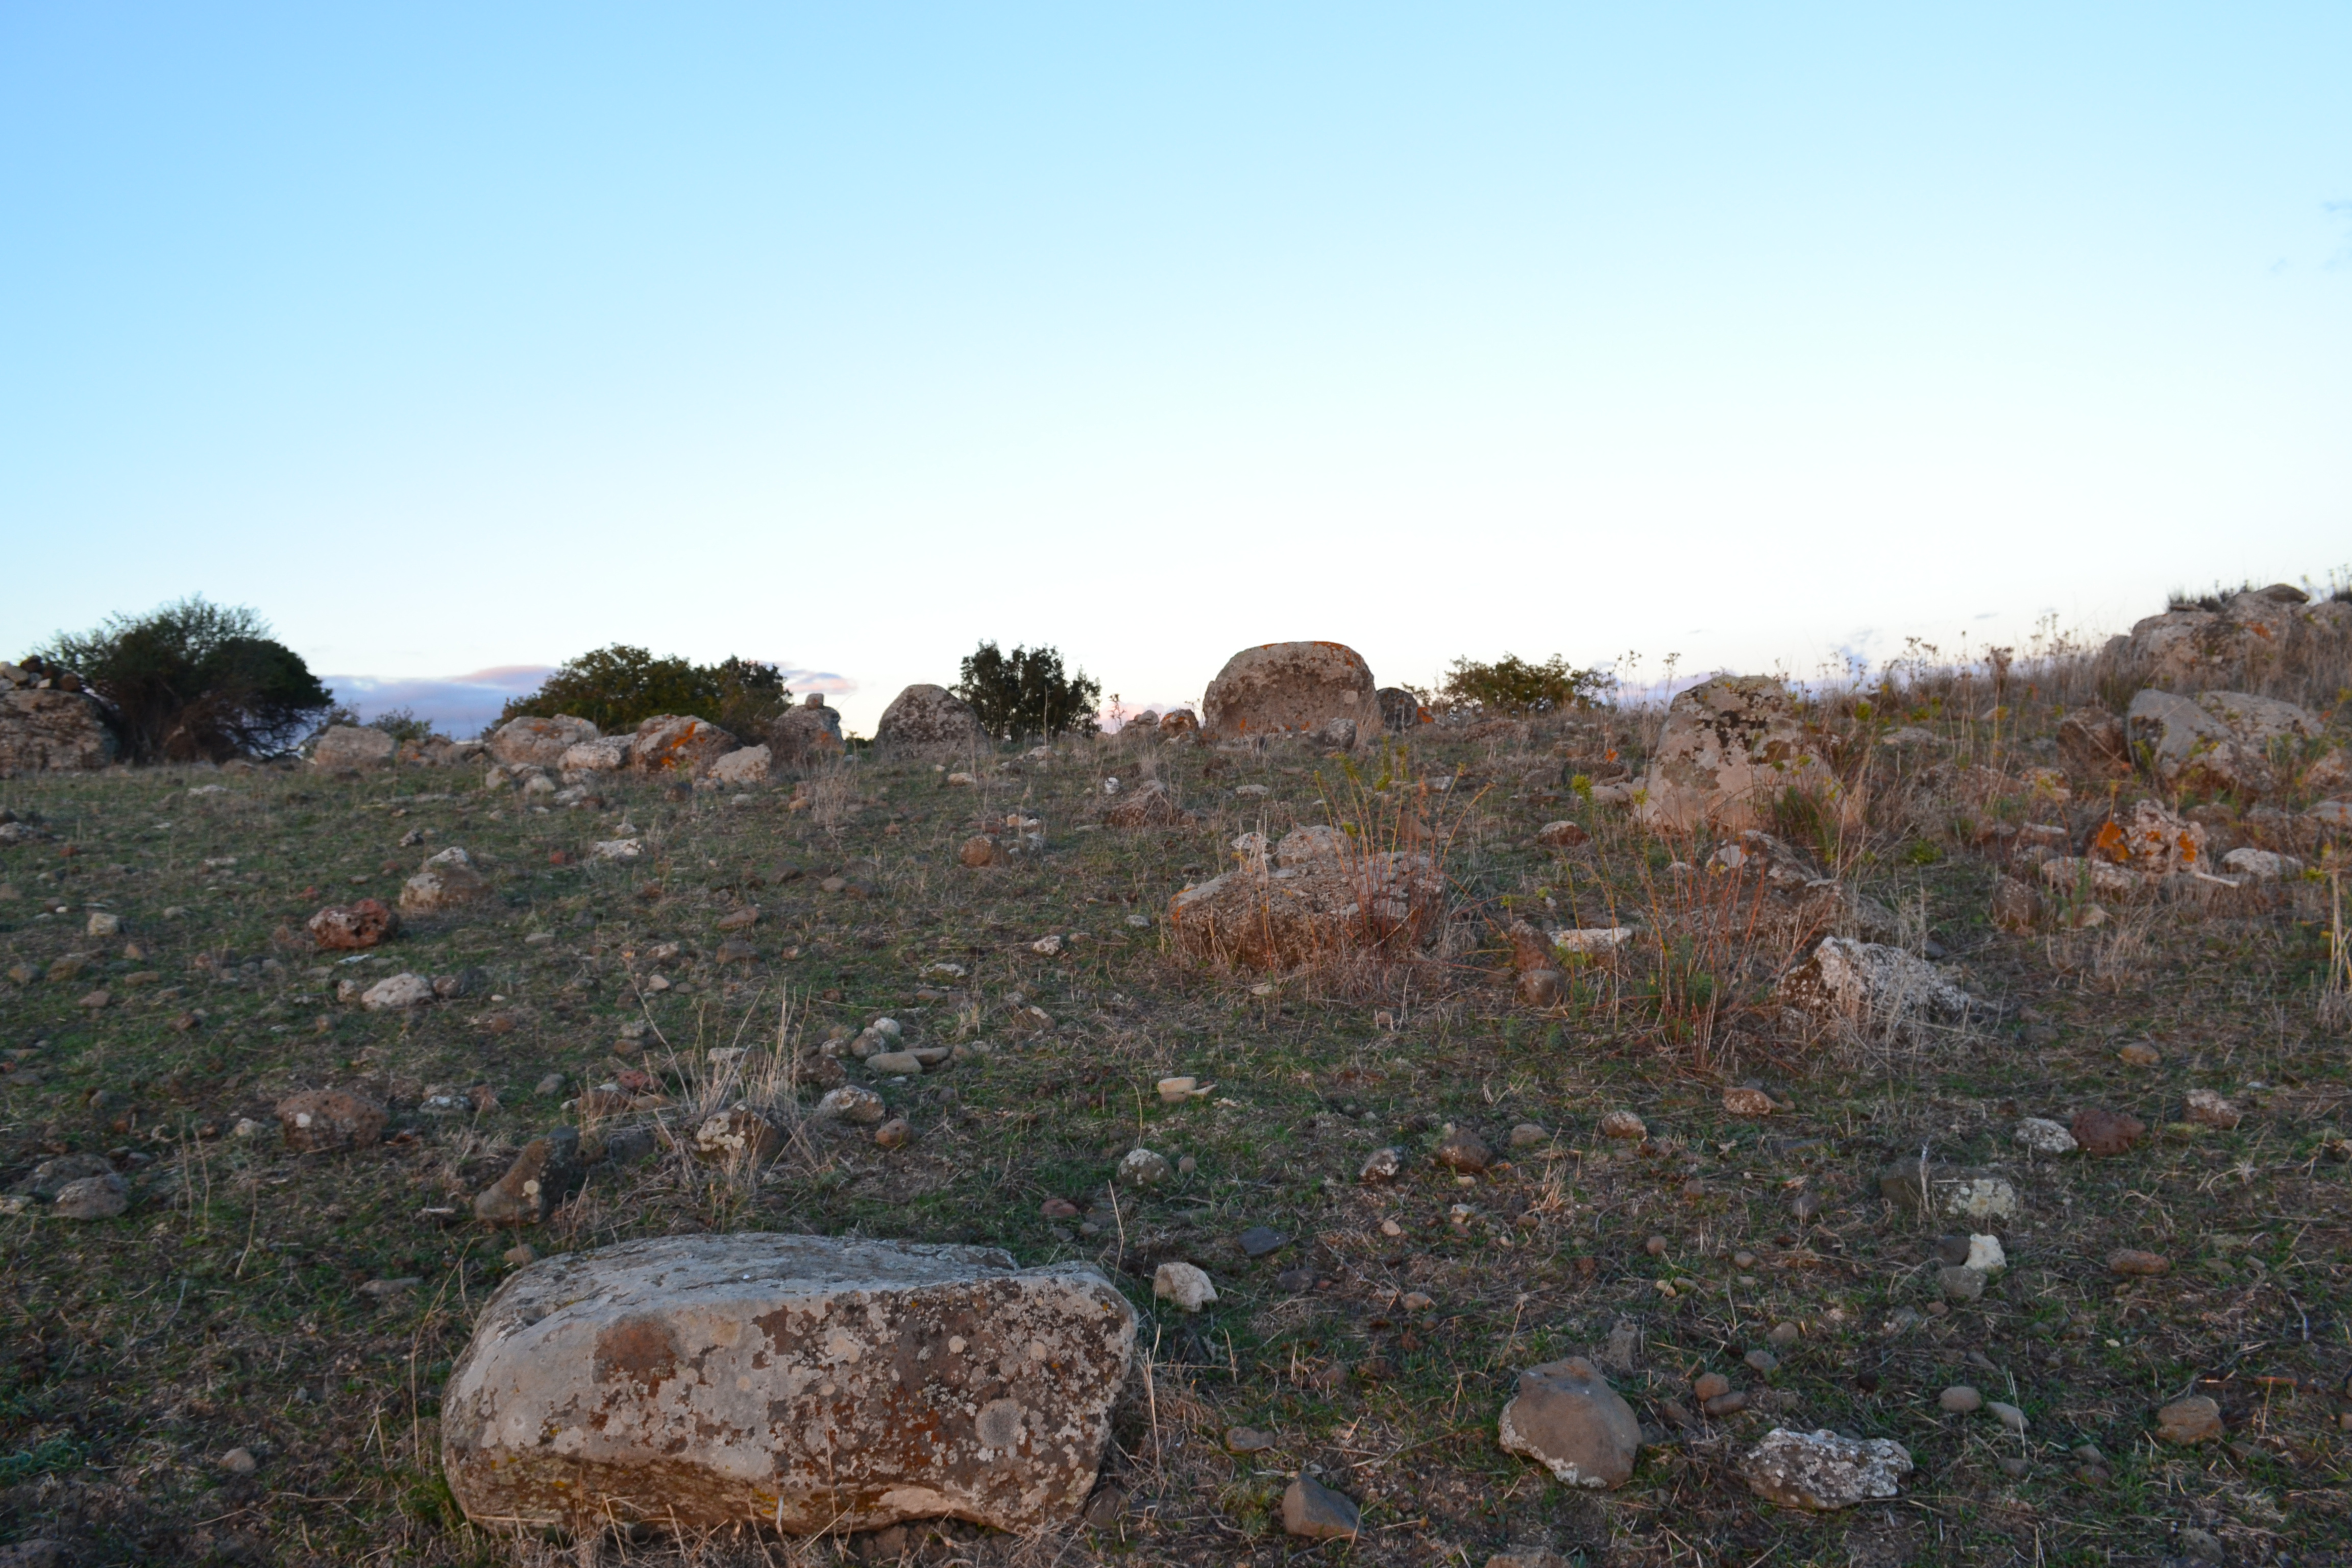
[628,715,741,776]
[306,898,399,951]
[2154,1395,2224,1445]
[959,835,1007,868]
[2071,1108,2146,1157]
[1433,1128,1492,1172]
[2107,1249,2170,1277]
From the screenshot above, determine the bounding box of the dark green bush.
[955,642,1101,742]
[498,646,789,737]
[39,597,332,762]
[1440,652,1608,715]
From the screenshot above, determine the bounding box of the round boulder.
[1201,643,1379,746]
[873,684,986,755]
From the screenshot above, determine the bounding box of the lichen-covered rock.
[873,685,986,755]
[1876,1159,2020,1222]
[439,1233,1136,1533]
[629,715,741,775]
[473,1128,585,1224]
[0,688,117,775]
[399,847,487,914]
[1989,875,2042,932]
[2125,689,2317,796]
[767,695,846,764]
[559,736,631,774]
[1775,937,1978,1030]
[52,1172,130,1220]
[707,744,771,786]
[311,724,397,770]
[1201,643,1379,746]
[360,972,437,1010]
[1168,825,1441,971]
[277,1089,388,1153]
[1377,687,1426,732]
[1632,677,1850,834]
[1738,1428,1913,1510]
[1496,1357,1640,1489]
[2116,587,2351,688]
[487,715,599,769]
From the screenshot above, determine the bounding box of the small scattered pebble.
[1988,1401,2028,1433]
[1768,1321,1800,1348]
[1226,1426,1275,1454]
[1939,1385,1982,1413]
[219,1447,257,1475]
[1744,1350,1778,1375]
[1644,1235,1669,1256]
[1693,1372,1731,1401]
[503,1243,537,1267]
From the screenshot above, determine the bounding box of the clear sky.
[5,5,2348,735]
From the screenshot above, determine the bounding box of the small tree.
[40,597,333,762]
[955,642,1101,743]
[498,646,790,737]
[1440,653,1608,715]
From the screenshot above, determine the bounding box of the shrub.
[366,706,444,745]
[1440,652,1608,715]
[39,597,333,762]
[498,646,789,737]
[955,642,1101,742]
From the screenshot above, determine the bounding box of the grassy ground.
[2,696,2349,1567]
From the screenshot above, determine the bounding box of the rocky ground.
[2,672,2350,1566]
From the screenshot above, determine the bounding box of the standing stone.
[487,715,599,769]
[0,688,117,774]
[1200,643,1379,746]
[311,725,397,770]
[1632,677,1850,834]
[767,694,846,764]
[440,1233,1136,1533]
[1496,1357,1641,1489]
[873,685,987,755]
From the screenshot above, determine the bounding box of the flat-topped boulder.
[441,1232,1136,1535]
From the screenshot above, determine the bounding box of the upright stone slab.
[442,1233,1136,1534]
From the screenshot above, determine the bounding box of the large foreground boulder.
[0,685,117,774]
[1201,643,1379,746]
[873,685,986,755]
[1168,825,1441,970]
[442,1233,1136,1534]
[767,694,846,764]
[1631,677,1849,834]
[487,715,600,769]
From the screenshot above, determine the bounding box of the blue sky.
[4,5,2348,734]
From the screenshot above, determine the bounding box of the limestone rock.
[1631,677,1850,834]
[1737,1428,1913,1510]
[1359,1147,1405,1183]
[361,972,436,1010]
[815,1085,886,1124]
[707,744,771,786]
[1117,1147,1172,1186]
[0,688,117,774]
[277,1089,388,1153]
[559,736,630,774]
[307,898,398,951]
[439,1233,1136,1533]
[2185,1088,2241,1129]
[487,715,599,769]
[1201,643,1379,746]
[1279,1475,1361,1540]
[473,1128,585,1224]
[311,725,396,770]
[1876,1160,2020,1223]
[1775,937,1978,1030]
[1598,1110,1647,1141]
[1536,820,1589,848]
[2014,1117,2077,1155]
[629,715,741,775]
[873,684,986,755]
[693,1107,783,1165]
[1168,825,1441,970]
[1158,708,1199,739]
[767,695,846,764]
[2222,847,2300,881]
[52,1172,129,1220]
[18,1154,114,1199]
[2038,855,2145,901]
[2120,589,2346,688]
[399,847,487,914]
[1153,1261,1217,1312]
[1496,1356,1641,1489]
